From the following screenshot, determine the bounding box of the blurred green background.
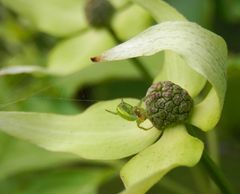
[0,0,239,193]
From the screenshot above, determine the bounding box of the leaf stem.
[206,130,220,164]
[191,164,210,194]
[206,130,220,193]
[200,150,235,194]
[187,125,236,194]
[106,26,153,84]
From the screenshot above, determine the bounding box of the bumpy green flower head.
[145,81,193,130]
[84,0,115,28]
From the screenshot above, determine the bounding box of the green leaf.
[0,99,161,160]
[93,21,227,130]
[120,125,203,194]
[48,29,115,75]
[0,168,114,194]
[162,0,214,26]
[132,0,186,22]
[1,0,88,37]
[221,0,240,22]
[112,4,153,40]
[110,0,130,9]
[0,132,78,180]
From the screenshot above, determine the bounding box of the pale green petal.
[93,21,227,130]
[0,132,78,180]
[110,0,130,9]
[132,0,186,22]
[0,99,160,160]
[154,51,206,98]
[1,0,88,37]
[48,29,115,75]
[120,125,203,194]
[112,4,153,40]
[190,88,220,131]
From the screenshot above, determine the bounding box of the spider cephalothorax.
[106,99,151,130]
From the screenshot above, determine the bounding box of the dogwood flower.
[0,1,227,193]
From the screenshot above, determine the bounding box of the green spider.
[106,99,153,130]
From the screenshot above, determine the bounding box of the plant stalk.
[191,164,210,194]
[206,130,220,193]
[187,125,235,194]
[207,129,220,164]
[200,151,235,194]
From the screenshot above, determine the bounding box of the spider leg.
[137,120,154,130]
[105,109,118,115]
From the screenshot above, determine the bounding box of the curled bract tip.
[90,56,102,62]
